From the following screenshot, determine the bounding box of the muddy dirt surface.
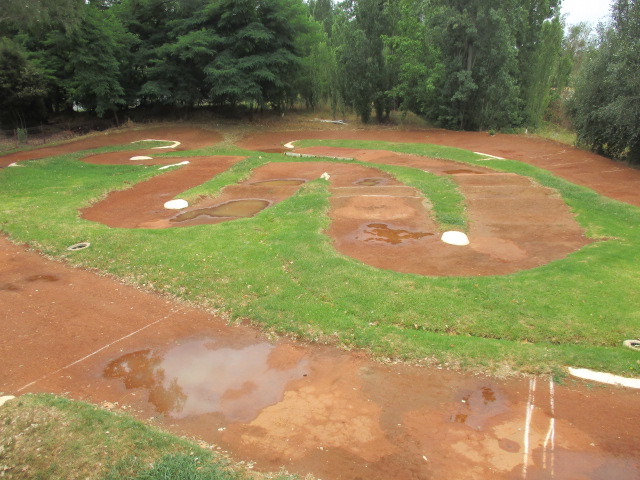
[237,128,640,207]
[1,238,639,480]
[77,135,590,275]
[2,125,640,479]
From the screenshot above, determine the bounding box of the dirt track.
[1,124,640,479]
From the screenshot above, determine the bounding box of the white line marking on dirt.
[284,141,296,149]
[16,307,184,393]
[522,377,537,479]
[158,161,189,170]
[542,378,556,477]
[473,152,505,160]
[132,139,181,149]
[568,368,640,389]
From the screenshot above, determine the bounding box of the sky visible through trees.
[0,0,638,163]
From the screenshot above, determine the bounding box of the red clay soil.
[0,125,221,167]
[80,155,247,228]
[78,137,590,275]
[237,128,640,207]
[1,237,639,480]
[2,125,640,479]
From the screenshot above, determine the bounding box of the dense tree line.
[569,0,640,164]
[0,0,638,163]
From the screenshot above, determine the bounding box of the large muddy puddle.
[104,339,307,421]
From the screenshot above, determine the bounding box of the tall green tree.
[433,0,523,130]
[0,38,47,127]
[570,0,640,163]
[383,0,444,117]
[196,0,313,110]
[40,4,133,118]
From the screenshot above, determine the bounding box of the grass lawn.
[1,137,639,378]
[0,394,298,480]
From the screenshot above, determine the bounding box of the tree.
[383,0,444,117]
[0,38,47,127]
[40,4,132,118]
[194,0,313,110]
[0,0,84,34]
[433,0,522,130]
[569,0,640,163]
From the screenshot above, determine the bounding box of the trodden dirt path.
[1,124,640,479]
[1,237,639,480]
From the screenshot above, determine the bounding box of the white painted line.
[132,139,181,149]
[522,377,537,479]
[8,162,24,167]
[158,161,189,170]
[473,152,505,160]
[568,367,640,389]
[16,307,184,393]
[284,141,296,149]
[542,378,555,477]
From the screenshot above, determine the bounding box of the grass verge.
[0,394,299,480]
[1,138,639,376]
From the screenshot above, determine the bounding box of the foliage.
[569,0,640,164]
[0,38,48,127]
[0,394,298,480]
[38,4,132,117]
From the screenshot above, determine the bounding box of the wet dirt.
[103,339,307,422]
[237,128,640,207]
[361,223,433,244]
[1,243,638,480]
[80,155,247,229]
[78,140,591,276]
[171,199,271,222]
[2,125,640,479]
[296,145,590,276]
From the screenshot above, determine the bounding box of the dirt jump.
[1,124,639,479]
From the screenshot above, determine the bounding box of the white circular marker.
[441,231,470,246]
[130,156,153,161]
[164,199,189,210]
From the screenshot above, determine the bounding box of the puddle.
[355,178,385,186]
[451,386,507,430]
[443,169,484,175]
[362,223,433,244]
[250,179,306,187]
[171,200,270,222]
[25,274,58,282]
[104,339,307,421]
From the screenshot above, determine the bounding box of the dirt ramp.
[298,146,591,276]
[81,156,247,229]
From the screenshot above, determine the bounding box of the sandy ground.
[1,123,639,479]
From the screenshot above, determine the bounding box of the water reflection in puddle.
[171,199,270,222]
[451,386,507,429]
[363,223,433,244]
[104,339,307,421]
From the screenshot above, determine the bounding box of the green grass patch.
[1,139,639,376]
[0,394,298,480]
